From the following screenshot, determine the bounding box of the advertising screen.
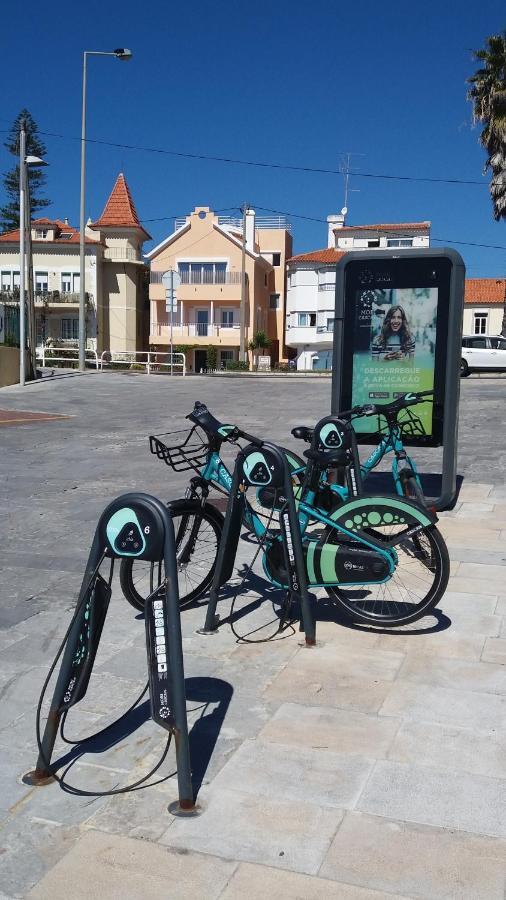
[339,256,453,446]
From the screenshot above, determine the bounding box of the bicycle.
[204,413,450,630]
[119,402,305,612]
[293,390,434,508]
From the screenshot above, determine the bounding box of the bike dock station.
[23,492,197,817]
[331,248,466,510]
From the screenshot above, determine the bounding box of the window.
[367,239,380,248]
[12,271,20,289]
[35,229,48,239]
[473,313,488,335]
[73,273,80,292]
[298,312,316,327]
[269,293,280,309]
[264,274,268,286]
[61,318,79,340]
[61,273,72,293]
[178,262,227,284]
[326,317,335,332]
[387,239,413,248]
[35,272,48,293]
[1,271,11,290]
[467,337,487,348]
[489,337,506,350]
[272,253,281,267]
[220,350,234,363]
[221,310,234,327]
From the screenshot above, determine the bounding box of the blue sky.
[1,0,504,277]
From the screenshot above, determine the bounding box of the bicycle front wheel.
[119,499,223,612]
[326,523,449,626]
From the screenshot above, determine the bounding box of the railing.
[103,247,140,262]
[174,216,292,232]
[36,346,99,368]
[100,350,185,376]
[316,323,335,334]
[317,283,335,291]
[150,322,240,338]
[34,291,89,305]
[150,270,242,285]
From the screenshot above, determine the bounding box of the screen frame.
[339,255,452,447]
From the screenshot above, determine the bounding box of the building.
[146,207,292,371]
[285,216,431,370]
[463,278,506,335]
[0,173,149,354]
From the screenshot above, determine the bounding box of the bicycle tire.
[120,499,223,612]
[326,523,449,626]
[401,473,426,506]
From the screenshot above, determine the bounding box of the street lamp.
[19,119,47,386]
[79,48,133,372]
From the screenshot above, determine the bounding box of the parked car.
[461,335,506,377]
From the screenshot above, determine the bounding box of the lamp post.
[79,48,132,372]
[19,117,47,386]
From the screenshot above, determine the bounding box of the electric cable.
[34,558,176,798]
[228,490,297,644]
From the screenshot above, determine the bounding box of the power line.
[34,127,499,188]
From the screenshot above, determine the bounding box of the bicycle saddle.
[291,426,313,442]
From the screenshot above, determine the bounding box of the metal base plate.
[168,800,202,817]
[22,768,56,787]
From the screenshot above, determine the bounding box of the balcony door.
[196,309,209,337]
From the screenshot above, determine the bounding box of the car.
[461,335,506,377]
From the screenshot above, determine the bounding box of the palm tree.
[248,331,271,369]
[467,31,506,222]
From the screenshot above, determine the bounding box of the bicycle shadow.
[317,594,452,636]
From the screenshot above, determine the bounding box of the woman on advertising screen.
[372,305,415,361]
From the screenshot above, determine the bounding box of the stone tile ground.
[0,372,505,898]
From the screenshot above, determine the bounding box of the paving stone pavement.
[0,372,505,898]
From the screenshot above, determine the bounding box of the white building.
[285,215,431,370]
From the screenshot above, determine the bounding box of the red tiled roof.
[0,218,100,245]
[287,248,346,264]
[336,222,430,233]
[464,278,506,305]
[91,173,151,238]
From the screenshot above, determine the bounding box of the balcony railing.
[151,321,240,338]
[103,247,140,262]
[34,291,92,305]
[174,215,292,233]
[317,283,335,291]
[150,270,242,285]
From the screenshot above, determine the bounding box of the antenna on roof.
[339,152,364,221]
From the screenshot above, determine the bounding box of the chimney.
[64,217,69,226]
[245,208,256,252]
[327,213,345,248]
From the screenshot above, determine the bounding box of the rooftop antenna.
[339,152,364,221]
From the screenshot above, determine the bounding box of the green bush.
[206,345,217,369]
[225,360,249,371]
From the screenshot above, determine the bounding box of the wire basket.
[149,425,209,472]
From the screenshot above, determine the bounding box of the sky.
[1,0,504,278]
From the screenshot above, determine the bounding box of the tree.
[248,330,272,369]
[467,31,506,222]
[0,109,50,231]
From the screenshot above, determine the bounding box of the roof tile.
[91,173,150,237]
[464,278,506,305]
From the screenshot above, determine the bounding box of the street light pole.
[78,48,133,372]
[239,203,248,363]
[19,124,26,386]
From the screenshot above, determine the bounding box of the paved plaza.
[1,372,506,898]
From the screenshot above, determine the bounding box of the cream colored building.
[147,207,292,371]
[0,174,149,354]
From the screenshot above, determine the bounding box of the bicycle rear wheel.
[120,499,223,612]
[326,523,449,626]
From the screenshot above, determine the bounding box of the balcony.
[150,321,241,345]
[34,291,92,306]
[174,215,292,233]
[104,247,141,262]
[150,270,242,285]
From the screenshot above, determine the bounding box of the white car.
[461,335,506,377]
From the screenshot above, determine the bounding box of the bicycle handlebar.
[341,390,434,420]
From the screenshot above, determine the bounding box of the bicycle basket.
[149,425,209,472]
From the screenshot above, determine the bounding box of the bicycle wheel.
[326,523,449,626]
[120,499,223,612]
